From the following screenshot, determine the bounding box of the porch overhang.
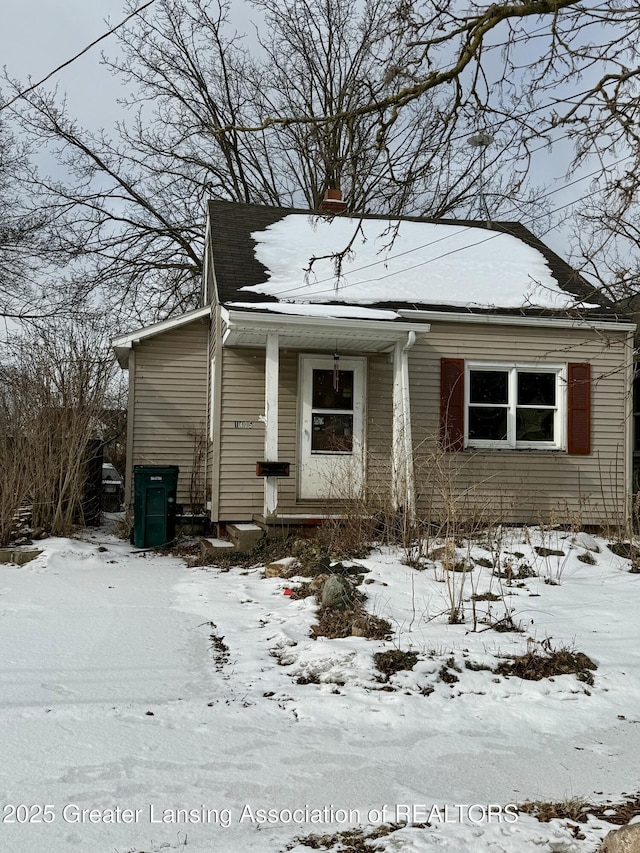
[220,306,430,352]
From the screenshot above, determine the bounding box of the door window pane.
[311,414,353,452]
[312,370,353,409]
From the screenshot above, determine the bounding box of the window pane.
[468,406,507,441]
[517,372,556,406]
[312,370,354,409]
[311,413,353,451]
[516,408,555,442]
[470,371,508,404]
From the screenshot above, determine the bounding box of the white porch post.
[391,333,416,520]
[391,341,404,510]
[264,332,279,517]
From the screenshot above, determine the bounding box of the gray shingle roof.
[207,199,614,318]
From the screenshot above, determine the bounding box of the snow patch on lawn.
[0,527,639,852]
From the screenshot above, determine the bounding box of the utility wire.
[252,154,632,302]
[0,0,157,112]
[0,0,614,161]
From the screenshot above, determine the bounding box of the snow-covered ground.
[0,525,638,853]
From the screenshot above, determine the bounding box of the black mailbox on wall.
[256,461,291,477]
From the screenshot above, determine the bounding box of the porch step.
[200,537,236,559]
[226,523,265,552]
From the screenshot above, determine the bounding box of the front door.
[299,356,366,500]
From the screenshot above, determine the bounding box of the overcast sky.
[0,0,154,131]
[0,0,589,261]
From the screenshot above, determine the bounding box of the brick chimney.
[319,187,348,214]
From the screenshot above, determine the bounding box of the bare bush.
[0,318,118,539]
[0,371,33,545]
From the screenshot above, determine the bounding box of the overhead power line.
[0,0,157,112]
[256,154,632,302]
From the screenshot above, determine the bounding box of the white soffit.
[221,308,429,352]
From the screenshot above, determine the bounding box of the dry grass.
[374,649,419,677]
[519,797,591,824]
[495,647,597,685]
[311,606,393,641]
[520,793,640,826]
[289,824,396,851]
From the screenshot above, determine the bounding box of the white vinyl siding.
[213,320,630,526]
[411,321,630,525]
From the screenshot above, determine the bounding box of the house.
[113,200,636,531]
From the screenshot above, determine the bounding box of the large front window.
[466,363,564,449]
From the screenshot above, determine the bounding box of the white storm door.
[299,356,366,500]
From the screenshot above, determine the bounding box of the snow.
[1,525,639,852]
[228,302,401,320]
[240,215,577,310]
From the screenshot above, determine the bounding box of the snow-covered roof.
[227,302,401,320]
[206,201,603,318]
[241,215,573,310]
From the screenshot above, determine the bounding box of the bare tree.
[0,121,55,322]
[7,0,549,322]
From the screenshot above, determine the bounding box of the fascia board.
[112,306,212,366]
[397,308,636,332]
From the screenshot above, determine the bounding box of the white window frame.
[464,362,566,450]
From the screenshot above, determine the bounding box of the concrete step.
[199,537,236,560]
[227,522,265,552]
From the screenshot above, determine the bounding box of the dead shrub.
[114,509,134,542]
[291,538,333,574]
[290,823,394,851]
[311,606,393,641]
[374,649,419,677]
[608,542,640,560]
[438,665,459,684]
[496,648,597,685]
[0,319,118,539]
[351,614,394,640]
[289,582,315,599]
[311,607,357,639]
[490,615,524,633]
[520,793,640,827]
[313,514,378,559]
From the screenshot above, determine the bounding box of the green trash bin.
[133,465,179,548]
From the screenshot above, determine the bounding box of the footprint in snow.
[40,682,75,696]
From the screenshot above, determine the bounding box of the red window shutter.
[440,358,465,451]
[567,362,591,455]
